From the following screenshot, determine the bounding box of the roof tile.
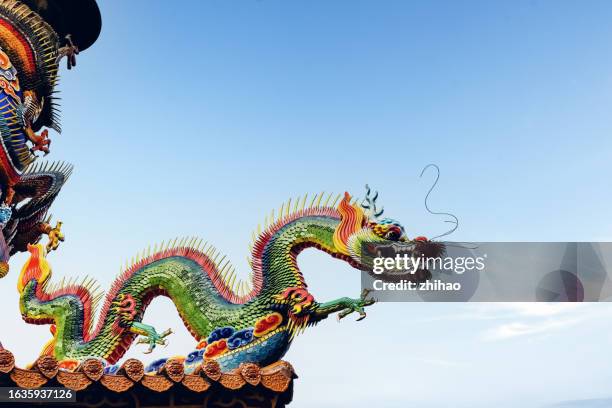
[0,348,296,403]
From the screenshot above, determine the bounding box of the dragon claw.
[337,309,351,320]
[336,291,376,321]
[41,221,64,252]
[131,323,173,354]
[27,128,51,156]
[360,289,371,298]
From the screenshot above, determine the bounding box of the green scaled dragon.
[17,188,438,371]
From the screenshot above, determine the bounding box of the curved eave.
[0,348,296,395]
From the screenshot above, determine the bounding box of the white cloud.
[412,302,588,324]
[480,303,612,341]
[483,317,580,341]
[411,357,469,367]
[488,303,587,317]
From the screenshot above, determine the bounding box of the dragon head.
[332,186,445,274]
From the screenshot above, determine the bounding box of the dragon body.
[18,191,434,370]
[0,0,89,281]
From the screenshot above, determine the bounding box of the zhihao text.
[373,279,461,291]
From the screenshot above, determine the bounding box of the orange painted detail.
[0,77,18,100]
[196,340,208,350]
[253,312,283,337]
[17,244,50,293]
[58,359,79,372]
[0,47,10,69]
[0,18,36,76]
[204,339,228,358]
[332,192,365,254]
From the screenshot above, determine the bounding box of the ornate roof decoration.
[0,348,296,407]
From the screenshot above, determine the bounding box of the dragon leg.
[111,294,172,354]
[131,322,173,354]
[313,289,376,322]
[38,221,64,252]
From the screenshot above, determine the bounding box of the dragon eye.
[385,230,400,241]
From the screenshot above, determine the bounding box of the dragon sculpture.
[17,190,439,372]
[0,0,101,280]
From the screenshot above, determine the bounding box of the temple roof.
[0,348,296,407]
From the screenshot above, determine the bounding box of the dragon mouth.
[358,240,446,282]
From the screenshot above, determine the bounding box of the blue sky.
[1,1,612,406]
